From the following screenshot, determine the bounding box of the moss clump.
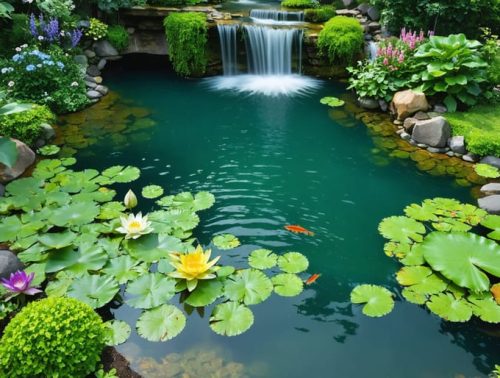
[0,297,106,377]
[317,16,364,63]
[304,5,336,22]
[282,0,318,8]
[0,104,54,145]
[163,12,208,77]
[107,25,129,51]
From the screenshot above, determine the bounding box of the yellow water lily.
[116,212,153,239]
[169,245,220,284]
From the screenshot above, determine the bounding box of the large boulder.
[357,3,370,14]
[390,90,429,120]
[93,40,119,57]
[358,97,379,110]
[411,116,451,148]
[448,136,466,154]
[480,183,500,195]
[0,138,35,183]
[478,195,500,214]
[367,6,380,21]
[0,250,23,279]
[480,156,500,169]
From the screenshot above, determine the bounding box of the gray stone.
[417,143,428,148]
[448,136,466,154]
[411,116,451,148]
[427,147,448,153]
[368,22,381,32]
[358,97,379,110]
[400,132,411,141]
[364,34,373,41]
[86,90,102,99]
[367,6,380,21]
[86,65,101,77]
[95,85,109,96]
[463,153,480,163]
[127,27,135,34]
[478,195,500,214]
[85,74,97,83]
[85,80,98,89]
[446,151,455,157]
[0,184,4,197]
[378,100,388,112]
[94,76,103,84]
[0,138,35,183]
[94,40,119,57]
[409,139,418,146]
[393,119,403,125]
[433,104,447,113]
[454,152,463,158]
[0,250,23,279]
[414,111,430,120]
[336,9,359,16]
[97,58,107,70]
[403,117,417,132]
[480,156,500,169]
[396,128,404,135]
[74,54,88,67]
[84,49,96,58]
[40,123,55,141]
[480,183,500,195]
[35,138,46,148]
[357,3,370,14]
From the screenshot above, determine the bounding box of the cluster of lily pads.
[351,197,500,321]
[0,156,310,344]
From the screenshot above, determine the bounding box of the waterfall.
[244,25,303,75]
[250,9,304,22]
[367,41,378,61]
[217,24,239,76]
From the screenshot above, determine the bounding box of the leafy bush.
[281,0,318,8]
[96,0,147,12]
[163,12,207,76]
[0,45,89,114]
[149,0,202,5]
[86,17,108,41]
[0,14,30,57]
[0,104,54,145]
[304,5,335,23]
[107,24,129,51]
[412,34,489,111]
[481,28,500,86]
[0,297,106,377]
[36,0,75,20]
[317,16,364,63]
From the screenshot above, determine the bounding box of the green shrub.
[149,0,202,5]
[281,0,318,8]
[0,104,54,145]
[318,16,364,63]
[304,5,336,23]
[86,18,109,41]
[0,297,106,377]
[163,12,207,76]
[0,14,30,58]
[107,24,129,51]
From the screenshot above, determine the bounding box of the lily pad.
[224,269,273,305]
[401,287,428,305]
[156,191,215,212]
[45,244,108,276]
[105,320,131,346]
[97,201,126,220]
[271,273,303,297]
[103,256,147,284]
[99,165,141,184]
[215,266,235,277]
[320,96,345,107]
[136,304,186,342]
[248,249,278,270]
[277,252,309,274]
[426,293,473,322]
[38,145,61,156]
[38,231,77,249]
[378,216,425,243]
[142,185,164,199]
[404,203,438,222]
[474,163,500,178]
[125,234,185,263]
[468,294,500,323]
[209,301,254,337]
[67,274,119,308]
[125,273,176,309]
[350,284,395,317]
[212,234,240,250]
[49,201,100,228]
[184,279,223,307]
[481,215,500,241]
[396,266,447,294]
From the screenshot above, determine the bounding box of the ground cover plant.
[318,16,364,63]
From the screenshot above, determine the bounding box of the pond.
[63,59,499,377]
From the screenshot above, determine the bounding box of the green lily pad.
[157,258,175,274]
[209,301,254,337]
[212,234,240,250]
[136,304,186,342]
[481,215,500,241]
[0,216,25,242]
[474,163,500,178]
[97,201,126,220]
[224,269,273,305]
[103,256,147,284]
[271,273,303,297]
[277,252,309,274]
[404,203,438,222]
[378,216,425,243]
[193,191,215,211]
[45,272,74,297]
[24,263,46,286]
[400,245,425,266]
[49,201,100,228]
[215,266,235,277]
[396,266,447,294]
[46,244,108,276]
[38,231,77,249]
[350,284,395,317]
[468,293,500,323]
[248,249,278,270]
[320,96,345,107]
[125,234,185,263]
[426,293,473,322]
[105,320,131,346]
[125,273,176,309]
[163,209,200,231]
[384,242,411,258]
[67,274,119,308]
[184,279,223,307]
[99,165,141,184]
[142,185,164,199]
[401,287,428,305]
[156,191,215,212]
[38,145,61,156]
[421,232,500,292]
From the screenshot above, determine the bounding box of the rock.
[95,85,109,96]
[433,104,447,113]
[94,40,119,57]
[35,138,45,148]
[86,90,102,99]
[446,151,455,157]
[97,58,107,71]
[478,195,500,214]
[378,100,388,112]
[85,80,98,89]
[448,136,466,154]
[417,143,428,148]
[367,6,380,21]
[364,34,373,41]
[390,90,429,120]
[86,65,101,77]
[427,147,448,153]
[94,76,103,84]
[336,9,359,16]
[368,22,381,32]
[414,111,430,120]
[411,116,451,148]
[40,123,55,141]
[462,153,479,163]
[0,250,23,279]
[84,49,96,58]
[480,156,500,169]
[403,117,417,132]
[74,54,88,67]
[393,119,403,125]
[481,183,500,195]
[396,128,404,135]
[342,0,354,6]
[358,97,379,110]
[127,27,135,34]
[409,139,418,146]
[0,138,35,183]
[400,132,411,141]
[357,3,370,14]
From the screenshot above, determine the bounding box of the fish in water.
[284,225,314,236]
[305,274,321,285]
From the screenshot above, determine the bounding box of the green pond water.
[69,61,499,377]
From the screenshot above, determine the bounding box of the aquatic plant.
[1,270,42,299]
[116,212,153,239]
[474,163,500,178]
[169,245,220,290]
[320,96,345,107]
[351,284,395,317]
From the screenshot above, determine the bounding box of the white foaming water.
[250,9,304,25]
[217,24,239,75]
[367,41,378,61]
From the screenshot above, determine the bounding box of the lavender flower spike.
[29,13,38,37]
[1,270,42,296]
[70,29,83,48]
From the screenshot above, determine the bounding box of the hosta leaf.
[142,185,164,199]
[125,273,176,309]
[209,302,254,337]
[184,279,223,307]
[378,216,425,243]
[38,231,76,249]
[224,269,273,305]
[277,252,309,274]
[248,249,278,270]
[212,234,240,250]
[426,293,473,322]
[137,304,186,342]
[0,137,18,168]
[421,232,500,292]
[271,273,303,297]
[99,165,141,184]
[350,284,394,317]
[103,256,147,284]
[67,274,119,308]
[474,163,500,178]
[49,201,100,227]
[105,320,131,346]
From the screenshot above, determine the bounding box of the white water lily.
[116,212,153,239]
[123,189,138,209]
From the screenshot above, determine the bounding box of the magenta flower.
[1,270,42,297]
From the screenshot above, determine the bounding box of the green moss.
[107,24,129,51]
[282,0,318,8]
[0,297,106,377]
[163,12,207,77]
[317,16,364,63]
[446,103,500,156]
[304,5,336,23]
[0,104,55,145]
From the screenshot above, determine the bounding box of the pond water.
[68,60,499,377]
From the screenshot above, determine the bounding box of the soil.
[102,346,143,378]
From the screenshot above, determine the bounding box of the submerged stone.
[478,195,500,214]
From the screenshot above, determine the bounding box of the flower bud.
[124,189,138,209]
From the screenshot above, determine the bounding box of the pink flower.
[383,57,389,65]
[1,270,42,298]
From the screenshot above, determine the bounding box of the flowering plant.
[29,13,82,49]
[1,270,42,301]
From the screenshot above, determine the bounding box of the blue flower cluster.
[0,67,14,74]
[9,50,65,72]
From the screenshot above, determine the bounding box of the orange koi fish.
[284,225,314,236]
[305,274,321,285]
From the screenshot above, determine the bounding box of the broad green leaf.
[404,203,438,221]
[277,252,309,274]
[384,242,411,258]
[209,302,254,337]
[0,216,23,242]
[215,266,235,277]
[272,273,303,297]
[481,215,500,240]
[248,249,278,270]
[38,231,77,249]
[156,191,215,212]
[105,320,131,346]
[97,201,126,220]
[396,266,447,294]
[45,244,108,275]
[402,287,427,305]
[99,165,141,184]
[350,284,395,317]
[125,234,185,263]
[24,263,46,286]
[38,145,61,156]
[224,269,273,305]
[45,272,74,297]
[184,279,223,307]
[378,216,425,243]
[474,163,500,178]
[426,293,473,322]
[468,294,500,323]
[125,273,176,309]
[67,274,119,308]
[212,234,240,250]
[0,137,18,168]
[103,256,147,284]
[193,191,215,211]
[142,185,164,199]
[136,304,186,342]
[49,201,100,227]
[157,258,175,274]
[320,96,345,107]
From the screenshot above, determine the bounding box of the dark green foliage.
[0,104,54,145]
[107,24,129,51]
[163,12,207,77]
[317,16,364,63]
[0,14,30,58]
[149,0,202,5]
[304,5,336,23]
[0,297,106,377]
[282,0,318,8]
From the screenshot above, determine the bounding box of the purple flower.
[29,13,38,37]
[43,18,60,42]
[1,270,42,297]
[70,29,83,48]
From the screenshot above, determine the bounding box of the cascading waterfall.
[217,24,239,76]
[250,9,304,22]
[367,41,378,61]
